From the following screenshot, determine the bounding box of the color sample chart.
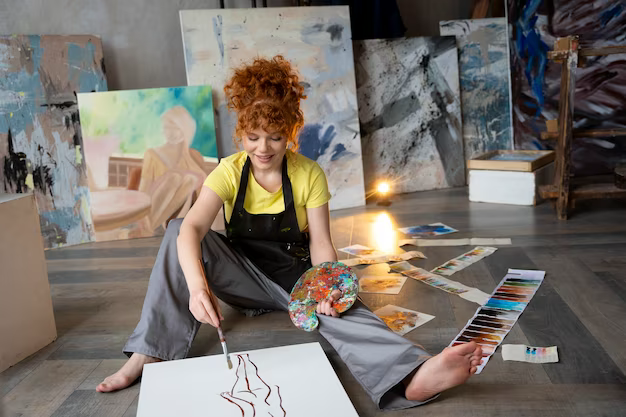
[449,268,545,373]
[389,262,490,305]
[341,250,426,267]
[431,246,497,276]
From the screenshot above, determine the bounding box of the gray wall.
[0,0,294,90]
[0,0,473,91]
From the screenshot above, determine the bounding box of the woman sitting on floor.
[96,55,482,410]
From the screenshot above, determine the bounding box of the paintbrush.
[198,260,233,370]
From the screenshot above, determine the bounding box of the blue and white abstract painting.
[180,6,365,210]
[0,35,107,248]
[440,18,513,160]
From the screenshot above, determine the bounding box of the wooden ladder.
[538,36,626,219]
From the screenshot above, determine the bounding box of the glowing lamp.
[377,182,390,194]
[376,181,392,206]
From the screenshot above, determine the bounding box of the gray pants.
[124,219,435,410]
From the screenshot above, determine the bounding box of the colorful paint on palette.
[450,268,545,373]
[288,261,358,332]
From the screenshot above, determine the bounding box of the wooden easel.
[538,36,626,219]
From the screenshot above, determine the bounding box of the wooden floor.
[2,188,626,416]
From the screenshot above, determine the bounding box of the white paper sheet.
[373,305,435,336]
[338,244,382,257]
[400,238,512,247]
[137,343,358,417]
[341,250,426,266]
[501,344,559,363]
[459,289,491,305]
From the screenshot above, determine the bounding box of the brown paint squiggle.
[220,354,286,416]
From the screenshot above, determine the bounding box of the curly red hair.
[224,55,306,150]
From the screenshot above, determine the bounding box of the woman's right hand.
[189,288,224,327]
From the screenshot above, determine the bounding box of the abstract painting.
[508,0,626,175]
[440,18,513,160]
[373,304,435,336]
[180,6,366,211]
[0,35,107,249]
[354,37,464,194]
[77,86,217,241]
[137,343,358,417]
[358,274,407,294]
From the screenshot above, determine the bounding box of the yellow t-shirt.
[203,150,331,232]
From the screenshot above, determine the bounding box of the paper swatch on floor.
[341,250,426,266]
[401,268,473,295]
[398,222,457,237]
[338,244,383,257]
[449,269,546,374]
[431,246,497,276]
[389,262,490,304]
[502,345,558,363]
[359,274,407,294]
[400,238,512,247]
[373,304,435,336]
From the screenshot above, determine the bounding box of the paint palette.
[450,269,545,373]
[288,262,358,332]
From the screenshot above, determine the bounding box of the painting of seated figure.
[77,86,219,241]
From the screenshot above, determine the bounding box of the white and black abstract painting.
[354,37,464,194]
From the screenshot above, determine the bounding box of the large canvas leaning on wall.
[508,0,626,175]
[0,35,107,249]
[354,37,464,194]
[440,18,513,161]
[77,86,218,242]
[180,6,365,211]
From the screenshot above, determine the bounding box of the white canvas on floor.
[180,7,366,211]
[137,342,358,417]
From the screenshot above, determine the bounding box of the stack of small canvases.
[467,150,555,206]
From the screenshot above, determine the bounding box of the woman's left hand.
[316,289,343,317]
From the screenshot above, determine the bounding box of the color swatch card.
[450,269,546,373]
[398,223,457,237]
[338,244,383,257]
[359,274,407,294]
[389,262,490,305]
[400,238,512,247]
[431,246,497,276]
[341,250,426,267]
[373,305,435,336]
[502,345,558,364]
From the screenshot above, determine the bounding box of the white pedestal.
[0,194,57,372]
[469,163,555,206]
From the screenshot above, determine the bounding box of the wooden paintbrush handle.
[197,259,220,317]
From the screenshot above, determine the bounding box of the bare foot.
[405,342,482,402]
[96,353,161,393]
